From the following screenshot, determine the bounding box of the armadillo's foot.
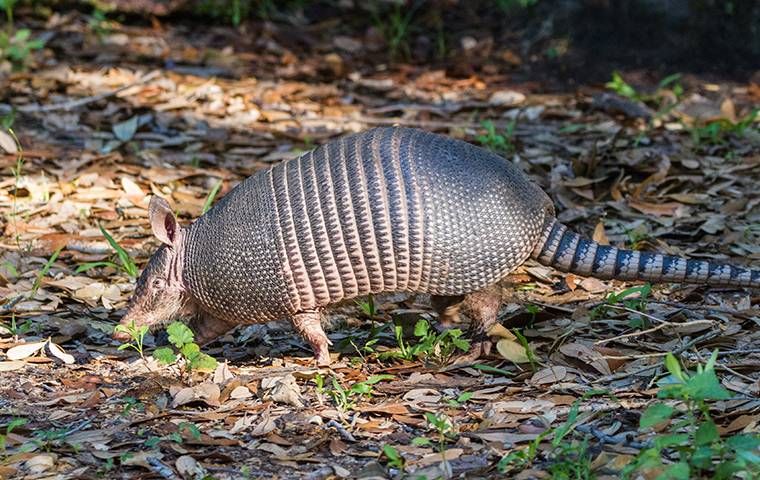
[431,294,466,328]
[187,313,235,346]
[291,311,333,366]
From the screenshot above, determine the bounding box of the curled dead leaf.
[261,374,303,408]
[530,366,567,385]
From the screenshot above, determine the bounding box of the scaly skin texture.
[116,127,760,364]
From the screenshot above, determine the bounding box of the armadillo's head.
[113,196,196,341]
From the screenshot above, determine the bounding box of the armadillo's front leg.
[291,311,332,366]
[187,312,236,346]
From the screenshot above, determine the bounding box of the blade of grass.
[98,223,138,278]
[202,179,223,214]
[30,246,63,298]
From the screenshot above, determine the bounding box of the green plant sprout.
[381,318,469,364]
[30,246,63,298]
[202,179,223,214]
[113,318,149,360]
[0,0,45,71]
[326,374,394,411]
[153,321,218,373]
[476,119,517,155]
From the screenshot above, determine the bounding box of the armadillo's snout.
[112,311,145,342]
[112,328,131,342]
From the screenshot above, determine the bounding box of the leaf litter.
[0,7,759,480]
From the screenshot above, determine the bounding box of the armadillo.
[114,126,760,364]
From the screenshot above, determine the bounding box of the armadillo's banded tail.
[531,218,760,288]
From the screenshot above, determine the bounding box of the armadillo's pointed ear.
[149,196,179,246]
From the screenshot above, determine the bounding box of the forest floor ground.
[0,7,759,480]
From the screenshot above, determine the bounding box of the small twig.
[326,419,356,443]
[596,304,674,325]
[714,363,757,383]
[595,319,714,346]
[0,70,161,114]
[647,300,758,317]
[1,295,24,311]
[64,419,94,436]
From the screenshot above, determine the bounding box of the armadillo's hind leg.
[445,285,503,367]
[291,311,333,366]
[462,284,502,358]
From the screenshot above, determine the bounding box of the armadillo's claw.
[314,348,332,367]
[291,311,332,367]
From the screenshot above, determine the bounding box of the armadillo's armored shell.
[184,127,554,323]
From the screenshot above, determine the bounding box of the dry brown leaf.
[530,366,567,385]
[592,221,609,245]
[560,343,611,375]
[25,453,57,474]
[403,388,441,403]
[356,402,410,415]
[176,455,207,479]
[487,323,516,340]
[229,386,253,399]
[628,199,685,217]
[121,177,146,205]
[172,383,221,408]
[251,414,277,437]
[261,374,303,408]
[496,338,529,363]
[6,341,47,360]
[212,361,235,384]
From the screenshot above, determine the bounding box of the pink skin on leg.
[291,311,332,366]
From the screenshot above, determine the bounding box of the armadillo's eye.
[152,278,165,289]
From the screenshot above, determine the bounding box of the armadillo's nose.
[112,329,131,342]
